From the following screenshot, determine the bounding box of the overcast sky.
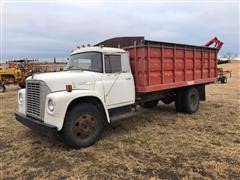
[1,1,239,62]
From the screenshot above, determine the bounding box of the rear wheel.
[61,103,104,148]
[182,87,200,114]
[141,100,159,108]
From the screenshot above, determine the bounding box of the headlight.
[18,92,23,104]
[48,99,55,112]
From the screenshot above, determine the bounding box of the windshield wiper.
[67,66,74,70]
[66,66,83,71]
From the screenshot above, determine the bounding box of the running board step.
[110,111,137,122]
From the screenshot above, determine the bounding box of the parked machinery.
[0,60,39,92]
[217,68,232,84]
[204,37,232,84]
[0,67,23,92]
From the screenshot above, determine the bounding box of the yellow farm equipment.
[0,67,29,92]
[0,60,39,92]
[0,59,66,92]
[0,68,23,83]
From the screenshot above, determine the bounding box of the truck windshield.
[66,52,103,72]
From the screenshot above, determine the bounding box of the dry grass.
[0,63,240,179]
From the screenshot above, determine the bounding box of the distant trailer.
[218,59,231,64]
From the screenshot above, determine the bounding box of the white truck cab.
[15,46,135,148]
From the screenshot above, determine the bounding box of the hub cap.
[73,113,97,140]
[190,94,197,107]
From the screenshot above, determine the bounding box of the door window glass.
[104,55,121,73]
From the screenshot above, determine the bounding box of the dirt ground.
[0,62,239,179]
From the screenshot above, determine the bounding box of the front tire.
[61,103,104,148]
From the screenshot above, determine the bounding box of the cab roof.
[71,46,126,55]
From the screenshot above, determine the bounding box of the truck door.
[102,53,135,108]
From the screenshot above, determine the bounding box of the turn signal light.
[66,85,72,92]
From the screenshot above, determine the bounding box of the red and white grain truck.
[15,36,223,148]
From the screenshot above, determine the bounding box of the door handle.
[125,77,131,80]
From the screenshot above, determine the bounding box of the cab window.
[104,55,121,73]
[67,52,103,72]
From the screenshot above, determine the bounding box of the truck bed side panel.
[126,43,217,93]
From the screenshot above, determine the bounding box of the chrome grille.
[27,82,41,117]
[26,80,50,121]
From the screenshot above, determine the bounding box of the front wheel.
[61,103,104,148]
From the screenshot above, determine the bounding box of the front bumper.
[15,112,59,137]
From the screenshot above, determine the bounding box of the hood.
[28,71,99,92]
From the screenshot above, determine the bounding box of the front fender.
[44,90,109,131]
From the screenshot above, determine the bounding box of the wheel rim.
[72,113,97,140]
[190,94,197,107]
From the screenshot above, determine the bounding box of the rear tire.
[141,100,159,108]
[61,103,104,148]
[182,87,200,114]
